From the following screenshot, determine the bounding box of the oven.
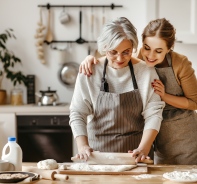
[17,115,73,163]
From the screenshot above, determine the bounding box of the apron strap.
[166,53,172,66]
[128,61,138,89]
[100,59,138,91]
[100,58,109,92]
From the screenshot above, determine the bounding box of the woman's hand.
[75,145,93,161]
[128,149,150,163]
[79,55,98,76]
[152,79,189,109]
[151,79,166,99]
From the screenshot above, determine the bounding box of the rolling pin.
[22,166,69,181]
[71,152,153,165]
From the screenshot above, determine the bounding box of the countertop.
[1,104,195,115]
[22,163,197,184]
[0,103,70,115]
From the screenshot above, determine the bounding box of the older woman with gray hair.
[69,17,165,162]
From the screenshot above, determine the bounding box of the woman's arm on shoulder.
[79,55,99,76]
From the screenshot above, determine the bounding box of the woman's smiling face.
[141,36,170,67]
[106,39,133,69]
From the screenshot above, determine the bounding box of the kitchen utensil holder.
[38,3,123,45]
[38,3,123,10]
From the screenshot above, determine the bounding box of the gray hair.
[97,17,138,55]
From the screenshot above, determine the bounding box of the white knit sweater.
[69,59,165,138]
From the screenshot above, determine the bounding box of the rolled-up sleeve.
[137,63,165,132]
[69,73,93,138]
[142,101,165,132]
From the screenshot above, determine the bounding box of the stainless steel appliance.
[17,115,72,162]
[35,87,59,106]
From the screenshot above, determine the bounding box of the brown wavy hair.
[142,18,176,50]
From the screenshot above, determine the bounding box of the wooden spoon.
[37,7,43,26]
[45,8,53,43]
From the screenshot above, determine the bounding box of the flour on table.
[163,171,197,182]
[132,174,158,180]
[58,164,67,170]
[69,163,136,172]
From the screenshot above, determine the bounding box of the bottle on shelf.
[1,137,23,171]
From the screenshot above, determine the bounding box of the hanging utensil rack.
[38,3,122,10]
[37,3,123,45]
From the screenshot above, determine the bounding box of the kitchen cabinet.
[0,113,16,157]
[146,0,197,43]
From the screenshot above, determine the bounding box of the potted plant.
[0,29,27,105]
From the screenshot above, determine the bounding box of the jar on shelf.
[0,89,7,104]
[10,88,23,105]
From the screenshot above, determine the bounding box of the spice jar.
[10,88,23,105]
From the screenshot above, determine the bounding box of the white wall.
[174,43,197,76]
[0,0,196,104]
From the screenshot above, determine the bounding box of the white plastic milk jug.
[1,137,22,171]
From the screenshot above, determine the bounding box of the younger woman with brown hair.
[79,18,197,165]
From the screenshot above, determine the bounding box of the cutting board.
[59,166,148,175]
[23,164,148,175]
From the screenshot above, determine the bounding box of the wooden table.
[22,163,197,184]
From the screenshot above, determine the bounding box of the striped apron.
[154,53,197,164]
[87,58,153,157]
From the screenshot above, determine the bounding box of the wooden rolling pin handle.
[22,167,69,181]
[54,173,69,180]
[140,159,154,164]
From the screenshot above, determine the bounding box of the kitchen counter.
[0,104,195,115]
[22,163,197,184]
[0,103,70,115]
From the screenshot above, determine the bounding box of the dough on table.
[69,163,136,172]
[58,164,67,170]
[37,159,58,170]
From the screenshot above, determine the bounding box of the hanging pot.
[59,62,79,88]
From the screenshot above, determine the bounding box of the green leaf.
[0,41,6,49]
[5,30,11,37]
[0,29,27,87]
